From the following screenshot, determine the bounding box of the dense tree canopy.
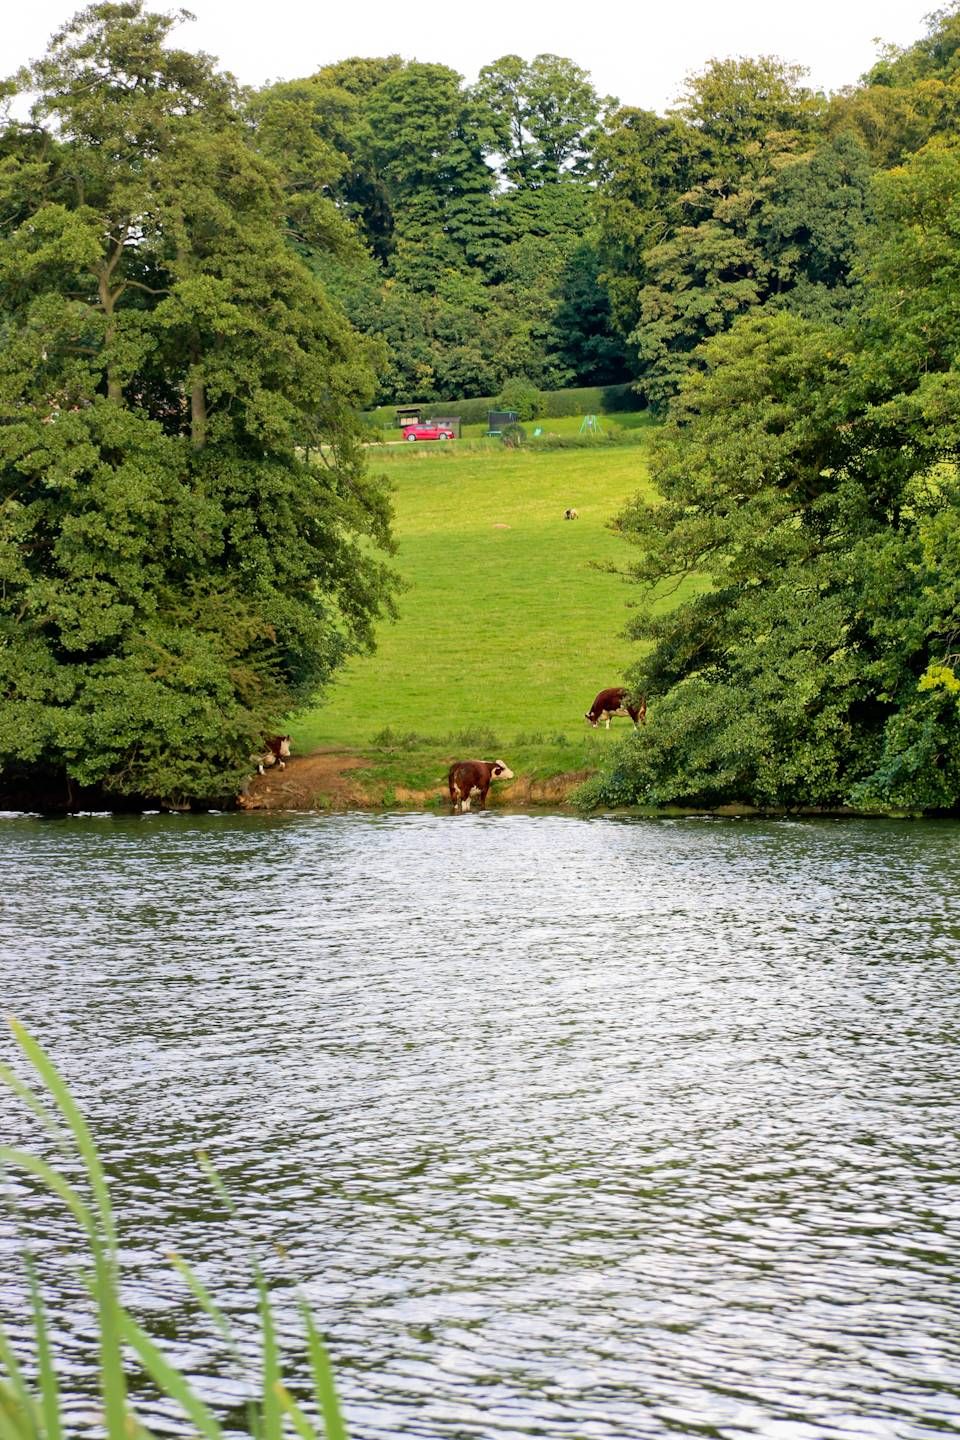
[590,128,960,813]
[5,0,960,811]
[0,2,397,806]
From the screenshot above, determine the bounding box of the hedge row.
[362,382,643,429]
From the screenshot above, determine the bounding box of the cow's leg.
[477,786,489,809]
[461,794,471,812]
[604,714,611,729]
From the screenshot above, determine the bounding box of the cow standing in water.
[585,687,646,729]
[448,759,514,812]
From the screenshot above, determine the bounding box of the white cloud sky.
[5,0,937,112]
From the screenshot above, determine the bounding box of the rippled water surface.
[2,811,960,1438]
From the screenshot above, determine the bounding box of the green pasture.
[369,411,653,444]
[295,430,670,766]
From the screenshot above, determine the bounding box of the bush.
[496,377,541,421]
[362,382,645,430]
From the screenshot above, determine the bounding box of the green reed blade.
[0,1063,68,1158]
[300,1307,348,1440]
[7,1023,117,1251]
[255,1274,282,1440]
[117,1312,225,1440]
[195,1154,238,1219]
[0,1325,41,1439]
[0,1379,34,1440]
[0,1150,97,1247]
[4,1024,129,1439]
[168,1254,240,1357]
[26,1262,62,1440]
[274,1382,319,1440]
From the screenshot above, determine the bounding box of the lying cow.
[564,507,579,520]
[585,687,646,729]
[257,735,291,773]
[448,759,515,812]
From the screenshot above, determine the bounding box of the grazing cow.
[564,507,579,520]
[585,687,646,729]
[257,735,291,773]
[448,759,515,812]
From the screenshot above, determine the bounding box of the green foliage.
[362,383,641,428]
[497,376,541,420]
[594,56,880,407]
[471,53,612,186]
[593,131,960,813]
[0,2,397,806]
[0,1020,349,1439]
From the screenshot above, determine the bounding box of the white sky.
[4,0,939,112]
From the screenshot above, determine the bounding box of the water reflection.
[1,813,960,1437]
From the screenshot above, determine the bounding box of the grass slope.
[297,438,656,755]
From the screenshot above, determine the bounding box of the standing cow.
[257,735,291,773]
[448,759,515,812]
[585,687,646,729]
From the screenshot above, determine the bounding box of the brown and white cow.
[448,759,515,812]
[585,687,646,729]
[257,735,291,773]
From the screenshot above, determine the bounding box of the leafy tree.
[473,53,611,186]
[364,62,497,287]
[546,241,632,386]
[497,376,541,420]
[760,130,875,318]
[828,5,960,167]
[593,59,880,407]
[593,107,704,340]
[0,2,397,807]
[592,136,960,813]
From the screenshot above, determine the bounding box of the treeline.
[253,52,629,402]
[240,34,917,411]
[588,7,960,814]
[4,2,960,810]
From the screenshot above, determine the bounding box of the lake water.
[1,810,959,1439]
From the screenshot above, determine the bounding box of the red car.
[402,422,455,441]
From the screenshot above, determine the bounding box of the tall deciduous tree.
[472,53,611,187]
[0,2,397,807]
[589,137,960,814]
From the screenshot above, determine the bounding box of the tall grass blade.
[0,1149,97,1245]
[1,1026,352,1440]
[0,1063,67,1157]
[301,1307,348,1440]
[0,1379,34,1440]
[167,1254,239,1355]
[7,1023,116,1249]
[255,1273,282,1440]
[6,1022,130,1440]
[117,1312,225,1440]
[0,1326,41,1439]
[274,1382,319,1440]
[195,1154,237,1218]
[26,1262,62,1440]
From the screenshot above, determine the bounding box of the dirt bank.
[237,749,592,812]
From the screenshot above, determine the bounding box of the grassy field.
[292,425,672,794]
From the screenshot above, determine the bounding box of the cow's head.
[585,711,598,727]
[491,760,514,780]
